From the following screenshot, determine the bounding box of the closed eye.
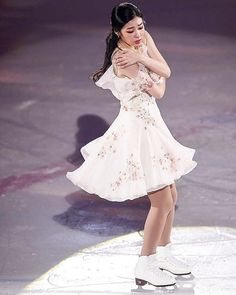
[127,26,144,33]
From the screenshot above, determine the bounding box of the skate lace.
[149,259,171,279]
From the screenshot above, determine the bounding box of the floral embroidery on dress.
[110,152,145,191]
[97,124,126,158]
[116,63,161,130]
[136,106,158,130]
[121,102,158,130]
[151,146,181,172]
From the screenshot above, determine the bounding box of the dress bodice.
[95,43,161,104]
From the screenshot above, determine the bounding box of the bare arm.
[139,30,171,78]
[145,76,166,100]
[113,47,167,100]
[116,63,166,101]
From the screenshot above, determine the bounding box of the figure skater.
[66,2,197,288]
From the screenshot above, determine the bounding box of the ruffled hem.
[66,93,198,202]
[66,159,197,202]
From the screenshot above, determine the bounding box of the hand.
[139,80,154,92]
[115,48,142,68]
[134,69,155,92]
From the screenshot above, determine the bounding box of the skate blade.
[131,285,154,293]
[135,277,176,288]
[175,273,195,280]
[131,284,176,293]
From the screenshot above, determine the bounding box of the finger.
[116,53,123,58]
[117,64,127,69]
[117,61,129,68]
[119,64,129,69]
[116,56,124,62]
[116,54,126,60]
[117,62,128,68]
[147,82,154,88]
[116,60,127,66]
[115,55,121,61]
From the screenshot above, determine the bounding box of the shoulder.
[111,46,133,78]
[143,30,168,65]
[111,47,120,61]
[143,30,148,45]
[144,29,156,41]
[111,44,126,62]
[111,44,142,79]
[111,48,123,77]
[143,30,156,48]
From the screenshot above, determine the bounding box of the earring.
[114,31,120,38]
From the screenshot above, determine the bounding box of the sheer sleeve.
[94,64,120,99]
[94,48,128,100]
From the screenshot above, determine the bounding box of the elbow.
[156,84,166,100]
[156,78,166,99]
[160,90,165,98]
[165,67,171,78]
[153,88,165,100]
[148,80,166,100]
[167,69,171,78]
[163,65,171,78]
[156,91,165,100]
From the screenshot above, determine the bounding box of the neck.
[118,39,140,51]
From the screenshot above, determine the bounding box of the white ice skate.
[134,254,176,288]
[155,242,192,275]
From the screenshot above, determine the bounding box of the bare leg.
[158,182,178,246]
[140,185,173,256]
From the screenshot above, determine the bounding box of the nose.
[134,31,141,39]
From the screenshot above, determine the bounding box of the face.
[119,16,145,47]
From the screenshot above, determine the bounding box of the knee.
[170,184,178,205]
[161,194,174,213]
[149,187,173,214]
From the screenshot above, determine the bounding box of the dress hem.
[66,160,197,202]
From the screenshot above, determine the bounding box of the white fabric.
[134,254,176,286]
[155,243,191,274]
[66,44,197,202]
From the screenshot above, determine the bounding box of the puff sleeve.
[95,61,162,102]
[95,65,120,99]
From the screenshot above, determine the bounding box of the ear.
[114,31,120,38]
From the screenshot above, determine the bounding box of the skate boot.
[134,253,176,287]
[155,242,191,275]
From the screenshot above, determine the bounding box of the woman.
[66,2,197,288]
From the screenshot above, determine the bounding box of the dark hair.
[91,2,144,83]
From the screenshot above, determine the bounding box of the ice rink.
[0,0,236,294]
[20,227,236,294]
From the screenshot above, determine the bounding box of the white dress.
[66,43,197,202]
